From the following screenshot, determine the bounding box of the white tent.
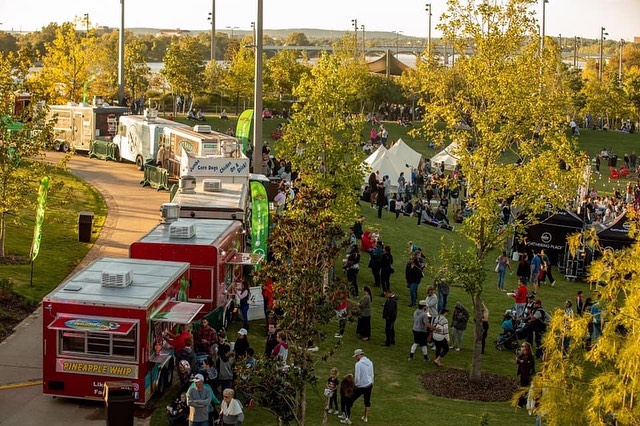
[364,145,387,166]
[430,142,460,171]
[368,154,403,186]
[386,139,422,170]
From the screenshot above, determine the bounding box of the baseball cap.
[238,328,248,336]
[191,373,204,383]
[352,349,364,357]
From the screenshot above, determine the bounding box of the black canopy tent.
[519,210,585,264]
[595,213,634,252]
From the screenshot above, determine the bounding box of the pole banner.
[235,109,254,154]
[249,181,269,262]
[30,176,50,261]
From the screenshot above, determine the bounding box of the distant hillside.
[126,27,424,41]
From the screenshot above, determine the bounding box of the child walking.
[325,367,340,415]
[339,374,355,424]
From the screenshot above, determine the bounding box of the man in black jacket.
[382,290,398,346]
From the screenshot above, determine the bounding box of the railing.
[141,161,169,191]
[88,139,118,161]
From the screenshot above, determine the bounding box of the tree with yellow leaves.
[403,0,586,383]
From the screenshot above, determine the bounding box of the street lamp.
[83,13,89,37]
[207,0,215,62]
[226,26,239,39]
[540,0,548,56]
[351,19,358,56]
[117,0,125,105]
[361,24,365,60]
[251,21,256,46]
[618,39,625,83]
[573,36,580,68]
[425,3,432,56]
[395,30,403,56]
[253,0,264,176]
[599,26,608,81]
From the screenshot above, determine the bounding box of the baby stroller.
[495,311,520,352]
[166,392,188,425]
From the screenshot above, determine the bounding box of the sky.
[0,0,638,41]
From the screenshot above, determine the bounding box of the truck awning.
[48,316,137,335]
[226,253,264,265]
[150,301,204,324]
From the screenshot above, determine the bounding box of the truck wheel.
[53,142,61,152]
[114,147,121,162]
[135,155,144,171]
[165,363,174,387]
[61,143,70,153]
[156,369,167,395]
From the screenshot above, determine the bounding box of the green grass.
[0,163,106,301]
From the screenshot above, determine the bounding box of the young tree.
[533,224,640,425]
[265,50,309,102]
[405,0,585,383]
[220,41,255,114]
[161,36,205,114]
[36,22,97,104]
[276,36,370,224]
[0,51,54,258]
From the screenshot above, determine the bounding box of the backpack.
[537,308,551,326]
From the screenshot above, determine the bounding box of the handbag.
[512,251,520,261]
[494,263,500,273]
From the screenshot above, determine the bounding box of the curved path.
[0,152,169,425]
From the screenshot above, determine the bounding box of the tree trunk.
[299,386,307,425]
[0,211,5,258]
[469,293,484,384]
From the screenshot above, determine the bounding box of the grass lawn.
[0,162,106,301]
[150,125,640,426]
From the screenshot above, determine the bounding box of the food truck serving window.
[49,317,138,361]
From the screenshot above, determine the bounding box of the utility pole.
[118,0,125,105]
[425,3,432,56]
[618,39,625,83]
[83,14,89,38]
[351,19,358,58]
[208,0,216,62]
[252,0,264,173]
[251,22,256,46]
[361,24,365,61]
[540,0,548,56]
[573,36,580,68]
[599,26,608,82]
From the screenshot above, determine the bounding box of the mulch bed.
[0,255,29,265]
[0,292,37,342]
[420,368,520,402]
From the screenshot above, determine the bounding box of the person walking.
[451,302,469,352]
[344,245,361,297]
[495,251,512,291]
[380,245,394,294]
[356,287,372,341]
[351,349,374,423]
[540,249,556,287]
[430,308,450,367]
[405,251,424,307]
[408,300,431,361]
[381,289,398,346]
[339,374,355,424]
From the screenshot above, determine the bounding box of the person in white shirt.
[351,349,374,423]
[430,308,450,367]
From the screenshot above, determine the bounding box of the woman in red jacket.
[510,278,528,318]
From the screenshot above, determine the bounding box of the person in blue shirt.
[529,252,543,294]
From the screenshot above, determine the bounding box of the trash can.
[104,381,135,426]
[78,211,94,242]
[609,155,618,168]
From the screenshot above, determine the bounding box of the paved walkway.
[0,153,169,425]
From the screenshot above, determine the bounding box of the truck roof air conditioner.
[101,269,133,288]
[169,222,196,239]
[193,125,212,133]
[202,179,222,192]
[179,175,196,194]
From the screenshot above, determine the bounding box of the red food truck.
[129,218,263,313]
[42,257,204,405]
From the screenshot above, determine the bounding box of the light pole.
[83,13,89,37]
[351,19,358,57]
[251,22,256,46]
[573,36,580,68]
[226,26,239,39]
[540,0,548,56]
[618,39,625,83]
[252,0,264,174]
[207,0,215,62]
[599,26,608,82]
[558,33,561,52]
[425,3,432,56]
[395,30,403,56]
[118,0,125,105]
[361,24,365,60]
